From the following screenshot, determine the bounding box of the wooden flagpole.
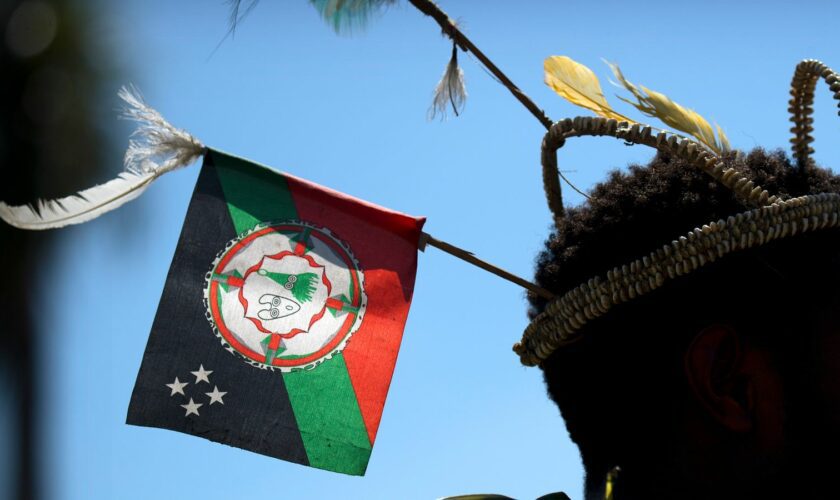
[406,0,558,300]
[407,0,591,200]
[419,233,554,300]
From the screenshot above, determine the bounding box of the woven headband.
[515,59,840,367]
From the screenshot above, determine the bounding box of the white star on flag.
[191,364,213,384]
[205,386,227,405]
[165,377,188,397]
[181,398,203,417]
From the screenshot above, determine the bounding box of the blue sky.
[22,1,840,499]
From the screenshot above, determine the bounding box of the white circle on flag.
[204,221,367,371]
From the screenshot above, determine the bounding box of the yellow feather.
[544,56,632,123]
[717,124,732,152]
[641,86,717,145]
[604,60,644,102]
[605,61,729,154]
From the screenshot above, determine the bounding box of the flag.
[127,149,425,475]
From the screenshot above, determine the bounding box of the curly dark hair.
[529,148,840,495]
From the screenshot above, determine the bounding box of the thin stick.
[407,0,589,201]
[407,0,553,130]
[419,232,554,300]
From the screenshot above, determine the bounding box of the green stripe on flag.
[283,355,372,474]
[209,150,372,474]
[212,151,298,232]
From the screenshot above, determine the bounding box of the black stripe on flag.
[126,159,309,466]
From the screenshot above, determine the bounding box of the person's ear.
[684,325,753,433]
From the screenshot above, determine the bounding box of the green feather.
[309,0,397,33]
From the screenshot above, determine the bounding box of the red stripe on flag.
[284,173,424,444]
[341,268,411,443]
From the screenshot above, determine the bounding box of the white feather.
[0,85,205,230]
[0,172,155,230]
[428,46,467,120]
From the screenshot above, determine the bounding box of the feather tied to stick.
[309,0,397,33]
[0,86,205,230]
[119,86,204,175]
[428,43,467,120]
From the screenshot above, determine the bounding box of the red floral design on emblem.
[204,222,366,371]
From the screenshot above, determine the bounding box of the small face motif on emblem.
[257,294,301,320]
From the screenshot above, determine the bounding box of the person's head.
[529,148,840,500]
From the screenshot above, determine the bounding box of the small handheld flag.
[0,86,551,475]
[127,149,425,475]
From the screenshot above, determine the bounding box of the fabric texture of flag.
[127,149,425,475]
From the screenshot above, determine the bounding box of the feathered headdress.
[515,58,840,366]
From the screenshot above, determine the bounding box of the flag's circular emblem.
[204,221,366,371]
